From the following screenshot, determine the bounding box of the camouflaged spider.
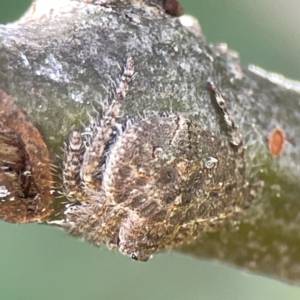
[61,57,248,261]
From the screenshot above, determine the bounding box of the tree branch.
[0,0,300,283]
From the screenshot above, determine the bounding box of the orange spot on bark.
[268,127,286,157]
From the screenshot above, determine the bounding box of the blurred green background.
[1,1,300,300]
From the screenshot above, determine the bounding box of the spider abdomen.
[99,114,246,260]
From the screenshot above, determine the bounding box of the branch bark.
[1,0,300,283]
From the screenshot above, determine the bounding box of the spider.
[60,57,249,261]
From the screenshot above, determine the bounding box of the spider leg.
[207,81,243,154]
[62,131,90,202]
[65,200,130,247]
[207,81,246,201]
[80,57,135,197]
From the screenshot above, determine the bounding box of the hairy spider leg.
[80,57,135,196]
[207,81,246,202]
[207,81,243,152]
[62,58,134,202]
[62,131,89,202]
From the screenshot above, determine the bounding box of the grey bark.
[1,0,300,283]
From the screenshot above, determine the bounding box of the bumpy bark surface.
[0,0,300,283]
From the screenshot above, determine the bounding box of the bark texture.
[0,0,300,283]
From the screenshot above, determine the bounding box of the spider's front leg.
[80,57,135,198]
[62,131,89,202]
[62,58,134,203]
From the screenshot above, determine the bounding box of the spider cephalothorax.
[61,57,248,261]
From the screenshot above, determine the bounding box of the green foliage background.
[0,1,300,299]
